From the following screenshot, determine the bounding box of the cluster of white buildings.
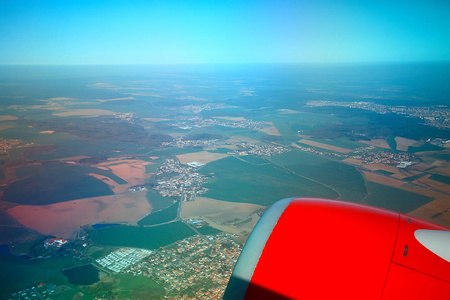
[96,248,152,273]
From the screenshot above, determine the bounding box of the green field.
[137,202,178,226]
[365,182,433,213]
[199,156,338,206]
[271,150,367,202]
[428,153,450,162]
[374,170,395,176]
[196,226,222,235]
[146,190,175,211]
[3,163,113,205]
[63,264,99,285]
[270,150,331,166]
[408,143,444,153]
[285,161,367,202]
[386,136,397,152]
[145,163,160,173]
[0,226,31,242]
[112,274,165,299]
[238,155,270,165]
[207,148,231,154]
[430,174,450,185]
[272,119,298,139]
[89,222,195,249]
[0,209,17,226]
[0,256,74,298]
[403,173,427,182]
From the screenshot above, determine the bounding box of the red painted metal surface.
[243,198,450,299]
[392,215,449,282]
[245,198,400,299]
[382,263,450,300]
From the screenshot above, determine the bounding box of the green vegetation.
[27,116,149,144]
[428,153,450,161]
[285,161,367,202]
[374,170,395,176]
[199,156,338,206]
[270,150,367,202]
[197,226,222,235]
[0,209,17,226]
[239,155,269,165]
[386,136,397,152]
[89,222,195,249]
[0,256,74,298]
[137,202,178,226]
[430,174,450,185]
[403,173,427,182]
[0,227,31,242]
[146,190,174,211]
[271,149,331,166]
[145,163,160,173]
[208,148,231,153]
[365,182,433,213]
[304,107,449,141]
[63,264,99,285]
[3,163,113,205]
[272,119,297,139]
[113,274,165,299]
[408,143,444,153]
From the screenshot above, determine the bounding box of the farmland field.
[238,155,270,165]
[197,226,222,235]
[429,174,450,185]
[365,182,433,213]
[374,170,395,176]
[3,163,113,205]
[113,274,165,299]
[407,143,444,153]
[272,152,368,202]
[88,222,195,249]
[199,156,338,206]
[146,190,175,211]
[270,150,331,166]
[137,202,178,226]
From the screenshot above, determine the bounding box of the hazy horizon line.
[1,60,449,67]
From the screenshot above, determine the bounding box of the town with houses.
[307,100,450,129]
[154,158,209,201]
[171,116,271,131]
[118,234,241,299]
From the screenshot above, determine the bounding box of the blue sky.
[0,0,449,65]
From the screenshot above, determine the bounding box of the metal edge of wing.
[223,197,296,300]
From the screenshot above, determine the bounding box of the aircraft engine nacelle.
[224,198,450,299]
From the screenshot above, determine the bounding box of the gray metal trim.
[223,197,295,300]
[414,229,450,263]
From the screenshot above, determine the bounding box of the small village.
[350,146,417,165]
[178,103,236,113]
[161,137,224,149]
[294,143,417,166]
[171,116,271,131]
[154,158,210,201]
[231,142,290,157]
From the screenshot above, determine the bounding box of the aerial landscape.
[0,1,449,299]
